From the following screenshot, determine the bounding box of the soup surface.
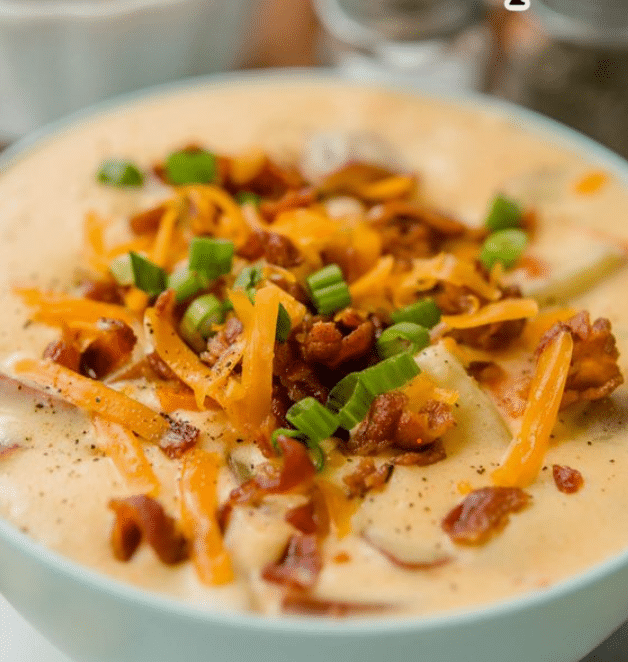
[1,80,628,617]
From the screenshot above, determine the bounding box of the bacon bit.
[552,465,584,494]
[259,187,316,222]
[285,485,330,536]
[517,255,549,278]
[363,534,452,571]
[81,280,124,305]
[237,228,303,268]
[129,204,167,235]
[0,443,21,459]
[343,459,394,499]
[43,337,81,372]
[200,317,243,368]
[159,416,199,458]
[574,170,608,196]
[442,487,531,545]
[537,311,623,409]
[261,533,322,589]
[392,439,447,467]
[108,494,188,564]
[282,593,391,617]
[80,318,137,379]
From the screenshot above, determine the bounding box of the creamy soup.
[1,81,628,618]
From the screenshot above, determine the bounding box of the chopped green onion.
[286,397,339,444]
[96,159,144,187]
[480,229,528,270]
[109,253,134,286]
[377,322,430,359]
[167,268,204,303]
[128,252,166,295]
[485,195,522,231]
[391,298,441,328]
[188,237,234,281]
[165,149,217,185]
[327,373,373,430]
[179,293,224,349]
[359,352,421,397]
[233,265,263,304]
[270,427,304,450]
[306,264,351,316]
[326,353,421,430]
[236,191,261,206]
[275,303,291,343]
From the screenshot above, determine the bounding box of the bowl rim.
[0,0,226,20]
[2,66,628,635]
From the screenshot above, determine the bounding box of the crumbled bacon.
[261,534,322,589]
[80,318,137,379]
[230,157,304,199]
[200,317,243,368]
[537,311,623,409]
[370,201,469,262]
[392,439,447,467]
[346,393,455,455]
[108,494,188,564]
[43,338,81,372]
[259,187,316,222]
[282,593,392,617]
[158,416,200,458]
[285,487,330,536]
[552,465,584,494]
[442,487,531,545]
[0,443,21,459]
[299,318,376,369]
[343,459,393,498]
[81,280,123,305]
[129,204,167,235]
[273,340,329,404]
[236,228,302,268]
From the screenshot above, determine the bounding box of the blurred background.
[0,0,627,157]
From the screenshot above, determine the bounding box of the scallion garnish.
[306,264,351,315]
[110,252,166,295]
[233,265,263,303]
[326,353,421,430]
[270,427,304,450]
[485,195,522,231]
[179,293,224,349]
[275,303,291,343]
[96,159,144,187]
[109,253,134,287]
[286,397,339,444]
[376,322,430,359]
[165,149,217,185]
[236,191,261,206]
[480,228,528,270]
[166,268,204,303]
[188,237,234,281]
[391,298,441,328]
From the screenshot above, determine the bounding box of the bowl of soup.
[1,70,628,662]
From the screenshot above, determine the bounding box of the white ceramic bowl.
[0,0,259,141]
[2,70,628,662]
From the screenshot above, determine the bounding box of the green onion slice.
[286,397,339,444]
[179,293,224,348]
[188,237,234,281]
[109,253,134,286]
[377,322,430,359]
[485,195,522,231]
[480,229,528,270]
[306,264,351,316]
[96,159,143,187]
[233,265,263,303]
[275,303,291,343]
[391,298,441,328]
[165,149,217,185]
[167,268,204,303]
[236,191,261,206]
[270,427,304,450]
[128,252,166,295]
[327,353,421,430]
